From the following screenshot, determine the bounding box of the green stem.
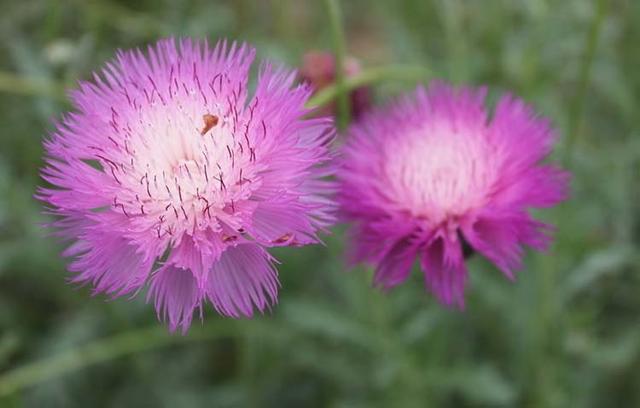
[437,0,467,82]
[0,62,431,112]
[0,320,248,398]
[530,252,560,407]
[563,0,607,166]
[241,324,259,408]
[0,71,66,100]
[306,65,431,110]
[324,0,350,130]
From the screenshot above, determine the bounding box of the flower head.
[338,82,569,307]
[299,50,370,120]
[39,39,335,332]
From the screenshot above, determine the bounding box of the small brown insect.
[222,234,238,243]
[200,114,219,135]
[273,233,293,244]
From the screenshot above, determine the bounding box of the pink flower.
[39,39,335,332]
[338,82,569,307]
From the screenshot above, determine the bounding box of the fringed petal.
[206,244,279,318]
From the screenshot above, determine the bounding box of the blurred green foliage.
[0,0,639,407]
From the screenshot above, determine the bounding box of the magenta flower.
[338,82,569,307]
[39,39,335,332]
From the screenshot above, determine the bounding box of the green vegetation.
[0,0,638,406]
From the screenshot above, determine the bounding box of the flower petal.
[147,265,200,334]
[250,198,317,246]
[462,210,553,279]
[373,238,419,289]
[206,244,279,318]
[420,234,467,308]
[490,165,570,209]
[68,215,153,297]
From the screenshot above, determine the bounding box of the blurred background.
[0,0,639,406]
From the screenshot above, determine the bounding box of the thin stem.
[563,0,607,166]
[324,0,350,130]
[437,0,467,82]
[241,324,259,408]
[0,71,66,100]
[0,320,258,398]
[0,63,431,114]
[306,65,431,110]
[530,250,562,407]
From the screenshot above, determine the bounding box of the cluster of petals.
[338,82,569,306]
[39,39,335,332]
